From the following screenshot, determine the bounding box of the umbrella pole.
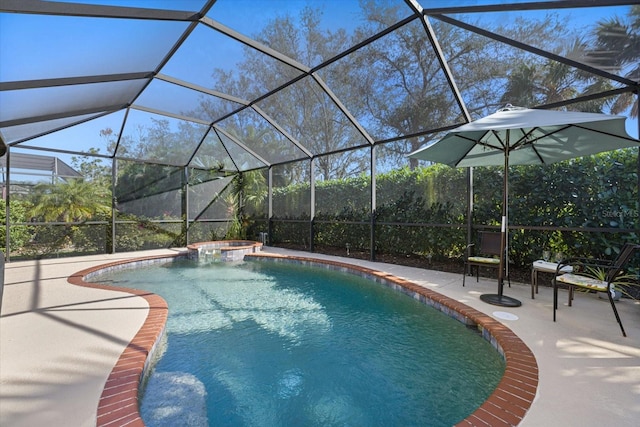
[499,149,508,295]
[480,145,522,307]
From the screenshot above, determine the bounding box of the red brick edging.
[68,255,173,427]
[69,252,538,427]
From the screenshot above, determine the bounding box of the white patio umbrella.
[408,105,639,307]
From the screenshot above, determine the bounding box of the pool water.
[94,259,505,427]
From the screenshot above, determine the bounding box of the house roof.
[0,152,81,178]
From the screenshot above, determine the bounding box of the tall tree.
[201,6,370,183]
[352,2,569,169]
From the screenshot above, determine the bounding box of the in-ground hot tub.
[187,240,263,262]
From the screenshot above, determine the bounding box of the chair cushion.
[468,256,500,265]
[556,274,607,291]
[533,260,573,273]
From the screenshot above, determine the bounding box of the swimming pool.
[91,257,506,426]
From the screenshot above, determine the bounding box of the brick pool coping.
[68,252,538,427]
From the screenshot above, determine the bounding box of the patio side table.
[531,260,573,299]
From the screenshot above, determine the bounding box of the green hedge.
[266,148,638,266]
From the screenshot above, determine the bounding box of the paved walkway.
[1,248,639,426]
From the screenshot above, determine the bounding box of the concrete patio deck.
[1,247,639,426]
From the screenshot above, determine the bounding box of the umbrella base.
[480,293,522,307]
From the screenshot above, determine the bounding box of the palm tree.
[500,36,614,112]
[590,5,639,117]
[589,6,639,219]
[27,178,111,255]
[31,178,110,222]
[500,5,639,116]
